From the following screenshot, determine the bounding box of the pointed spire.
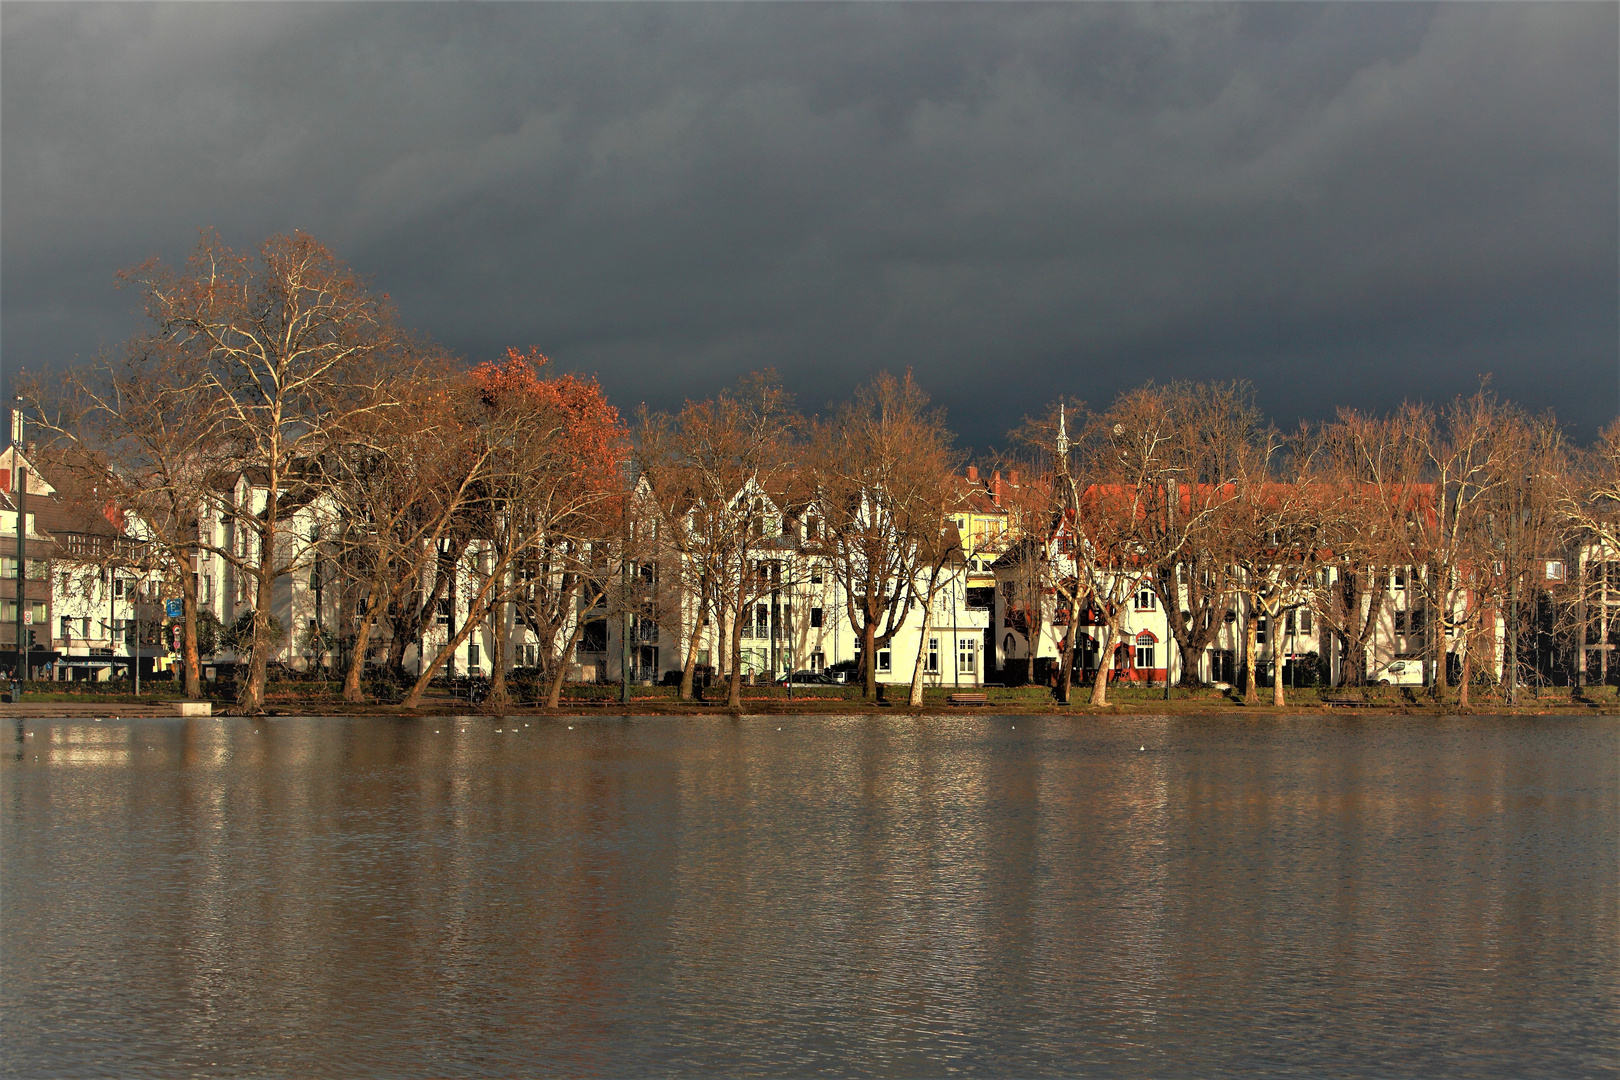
[1055,403,1069,459]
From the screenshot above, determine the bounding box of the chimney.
[991,470,1003,505]
[1009,470,1019,486]
[966,466,979,482]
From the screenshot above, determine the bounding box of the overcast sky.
[3,2,1615,452]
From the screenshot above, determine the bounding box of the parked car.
[1373,659,1424,686]
[777,669,837,686]
[825,660,860,684]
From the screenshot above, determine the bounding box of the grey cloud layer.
[3,3,1614,448]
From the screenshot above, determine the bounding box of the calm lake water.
[2,713,1615,1078]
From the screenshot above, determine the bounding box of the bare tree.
[321,356,492,702]
[21,337,225,699]
[638,373,800,709]
[122,230,412,712]
[1226,427,1327,707]
[905,504,966,708]
[812,371,955,699]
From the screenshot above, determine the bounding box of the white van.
[1372,659,1425,686]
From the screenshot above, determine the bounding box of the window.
[436,597,452,626]
[1135,585,1157,611]
[1135,632,1156,670]
[81,618,90,639]
[61,616,73,639]
[1285,609,1296,634]
[1394,610,1407,634]
[756,604,769,639]
[113,576,126,599]
[810,607,823,628]
[958,638,977,674]
[1544,560,1566,582]
[1393,568,1406,590]
[468,643,480,669]
[877,649,892,674]
[1409,609,1425,636]
[804,517,820,542]
[1255,615,1268,644]
[810,650,824,670]
[1299,608,1312,634]
[926,637,940,673]
[965,586,995,611]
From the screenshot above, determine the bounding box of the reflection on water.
[3,714,1615,1077]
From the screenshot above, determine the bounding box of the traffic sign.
[165,599,183,619]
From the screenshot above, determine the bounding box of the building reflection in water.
[2,714,1614,1077]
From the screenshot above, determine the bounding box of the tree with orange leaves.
[400,347,628,711]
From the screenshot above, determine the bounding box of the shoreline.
[4,695,1616,720]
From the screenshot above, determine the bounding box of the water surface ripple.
[3,714,1614,1078]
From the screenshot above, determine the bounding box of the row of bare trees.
[634,369,960,708]
[17,231,1619,712]
[25,232,628,713]
[1004,381,1618,705]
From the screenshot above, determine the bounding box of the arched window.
[1135,631,1156,670]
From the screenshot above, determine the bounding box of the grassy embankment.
[9,680,1618,716]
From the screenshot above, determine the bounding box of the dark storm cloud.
[3,2,1615,449]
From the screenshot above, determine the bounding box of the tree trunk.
[1088,625,1115,706]
[545,615,587,709]
[907,586,937,709]
[1458,636,1471,709]
[862,621,877,699]
[182,578,201,700]
[1056,606,1077,705]
[1243,603,1259,705]
[1429,570,1449,702]
[715,599,729,681]
[239,549,275,713]
[1272,613,1286,708]
[342,588,385,702]
[727,603,745,709]
[679,594,705,700]
[403,568,502,710]
[487,593,510,713]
